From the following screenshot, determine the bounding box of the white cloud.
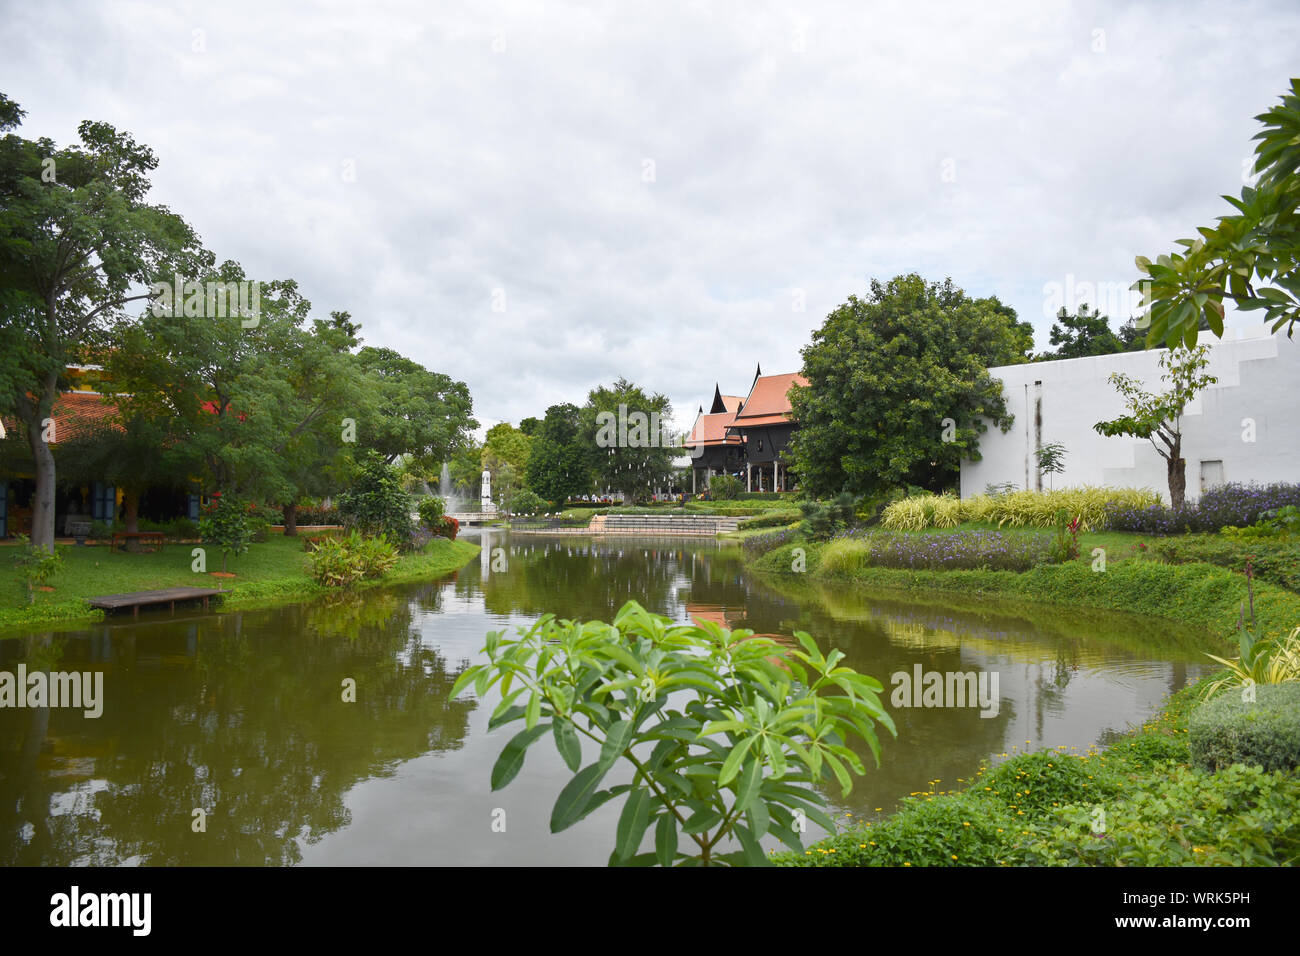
[3,0,1296,439]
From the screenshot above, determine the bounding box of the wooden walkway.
[86,587,229,619]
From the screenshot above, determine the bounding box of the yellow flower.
[951,855,958,860]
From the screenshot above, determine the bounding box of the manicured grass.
[0,535,480,632]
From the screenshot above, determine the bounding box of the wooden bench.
[110,531,166,553]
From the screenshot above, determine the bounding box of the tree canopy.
[787,274,1028,497]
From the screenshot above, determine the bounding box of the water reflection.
[0,533,1209,865]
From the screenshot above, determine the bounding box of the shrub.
[983,750,1121,815]
[302,531,342,553]
[168,517,199,539]
[1106,482,1300,534]
[1188,683,1300,773]
[831,530,1056,573]
[737,510,802,530]
[416,495,446,528]
[881,487,1159,531]
[295,506,341,526]
[452,601,896,866]
[337,452,415,547]
[1048,511,1082,563]
[510,489,546,515]
[435,515,459,541]
[10,534,63,603]
[776,792,1016,867]
[198,493,254,573]
[308,531,399,587]
[820,538,870,575]
[740,527,798,557]
[709,474,743,500]
[308,535,364,587]
[1147,534,1300,593]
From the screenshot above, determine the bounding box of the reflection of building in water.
[685,602,797,649]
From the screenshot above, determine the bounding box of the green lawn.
[0,535,480,632]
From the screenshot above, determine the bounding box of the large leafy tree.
[354,347,477,473]
[108,268,356,506]
[1093,344,1217,508]
[580,378,676,504]
[0,94,201,551]
[787,274,1029,497]
[1136,78,1300,347]
[524,403,592,507]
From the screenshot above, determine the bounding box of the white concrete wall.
[960,328,1300,503]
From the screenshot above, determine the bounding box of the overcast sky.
[3,1,1296,437]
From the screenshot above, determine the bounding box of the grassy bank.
[749,539,1300,649]
[0,535,480,632]
[775,679,1300,866]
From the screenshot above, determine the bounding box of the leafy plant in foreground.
[451,601,896,866]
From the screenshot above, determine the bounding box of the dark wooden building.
[684,385,745,493]
[725,366,808,492]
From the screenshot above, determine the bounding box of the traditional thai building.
[684,384,746,493]
[725,365,808,492]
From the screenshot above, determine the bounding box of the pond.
[0,531,1210,865]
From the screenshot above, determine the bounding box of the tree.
[108,268,342,506]
[1093,344,1217,508]
[580,378,676,504]
[354,347,477,473]
[518,416,542,436]
[336,451,415,545]
[1034,441,1067,490]
[1040,304,1125,359]
[0,95,202,551]
[1135,78,1300,348]
[524,403,591,507]
[787,274,1028,498]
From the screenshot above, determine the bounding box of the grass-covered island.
[0,534,480,633]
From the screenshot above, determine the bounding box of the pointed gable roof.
[730,371,809,428]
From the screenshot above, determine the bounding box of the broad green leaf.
[718,734,758,786]
[734,757,762,813]
[655,811,678,866]
[490,723,549,791]
[614,788,653,862]
[550,762,610,833]
[552,718,581,771]
[598,719,634,771]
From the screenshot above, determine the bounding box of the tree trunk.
[283,502,298,537]
[123,490,140,551]
[1167,456,1186,510]
[124,491,140,533]
[26,412,56,554]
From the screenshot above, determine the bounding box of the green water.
[0,531,1209,865]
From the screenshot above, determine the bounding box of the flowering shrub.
[856,531,1057,572]
[436,515,459,541]
[741,527,798,557]
[882,487,1159,532]
[1105,482,1300,534]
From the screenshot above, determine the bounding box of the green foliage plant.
[451,601,896,866]
[1188,683,1300,773]
[10,533,63,603]
[198,493,254,573]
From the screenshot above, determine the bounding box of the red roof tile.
[1,391,120,445]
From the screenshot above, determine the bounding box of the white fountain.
[438,462,468,515]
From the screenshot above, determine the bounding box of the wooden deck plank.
[86,587,229,611]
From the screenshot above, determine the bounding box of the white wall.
[960,328,1300,503]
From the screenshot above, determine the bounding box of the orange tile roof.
[1,391,120,445]
[686,409,743,447]
[732,372,808,425]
